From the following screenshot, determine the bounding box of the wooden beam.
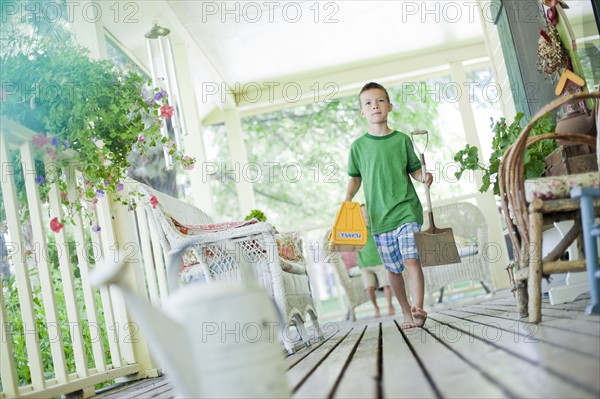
[202,41,488,124]
[534,198,600,214]
[516,260,590,281]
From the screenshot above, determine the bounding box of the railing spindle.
[0,132,45,390]
[20,142,68,382]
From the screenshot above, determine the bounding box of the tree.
[201,75,485,232]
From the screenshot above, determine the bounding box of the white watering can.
[91,245,291,398]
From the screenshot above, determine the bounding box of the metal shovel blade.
[414,227,461,267]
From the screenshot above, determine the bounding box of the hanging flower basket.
[0,37,195,230]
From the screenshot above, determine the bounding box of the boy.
[345,82,433,328]
[358,204,395,318]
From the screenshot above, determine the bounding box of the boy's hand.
[423,172,433,187]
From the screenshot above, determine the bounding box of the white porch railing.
[0,119,161,398]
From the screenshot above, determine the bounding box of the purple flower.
[35,175,45,184]
[144,97,156,107]
[154,89,167,101]
[92,225,102,233]
[95,189,105,198]
[63,140,71,149]
[117,183,124,192]
[51,136,60,147]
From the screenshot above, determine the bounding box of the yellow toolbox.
[327,202,368,252]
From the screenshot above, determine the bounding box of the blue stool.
[570,187,600,315]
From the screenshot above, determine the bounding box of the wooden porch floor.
[91,291,600,398]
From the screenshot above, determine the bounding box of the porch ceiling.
[166,0,484,84]
[102,1,487,122]
[100,1,594,122]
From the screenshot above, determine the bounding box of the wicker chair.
[137,184,322,353]
[422,203,495,304]
[327,252,369,321]
[499,91,600,323]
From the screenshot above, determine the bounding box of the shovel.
[411,130,461,267]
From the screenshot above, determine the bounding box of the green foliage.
[244,209,267,222]
[453,113,557,196]
[0,26,194,227]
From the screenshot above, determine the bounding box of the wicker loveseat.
[422,202,495,304]
[137,184,322,353]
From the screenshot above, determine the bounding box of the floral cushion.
[275,232,306,273]
[275,232,304,262]
[524,172,600,202]
[171,218,259,235]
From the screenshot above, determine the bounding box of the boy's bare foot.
[374,306,381,318]
[411,306,427,327]
[400,310,416,329]
[388,306,395,316]
[400,320,417,329]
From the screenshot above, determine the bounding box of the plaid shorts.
[373,222,421,274]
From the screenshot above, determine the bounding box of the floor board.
[88,291,600,399]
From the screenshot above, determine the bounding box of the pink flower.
[160,104,174,119]
[181,155,195,171]
[50,217,64,233]
[137,134,145,143]
[32,133,49,148]
[150,195,158,209]
[89,197,99,211]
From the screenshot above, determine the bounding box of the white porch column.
[171,41,215,216]
[68,0,108,59]
[224,108,256,217]
[477,0,517,118]
[449,61,510,290]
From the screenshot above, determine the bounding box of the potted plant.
[0,34,195,230]
[453,113,557,196]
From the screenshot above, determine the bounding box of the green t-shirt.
[348,131,423,235]
[358,232,383,268]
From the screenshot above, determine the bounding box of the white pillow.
[457,243,479,258]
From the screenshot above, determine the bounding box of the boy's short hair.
[358,82,390,107]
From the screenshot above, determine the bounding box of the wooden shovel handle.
[419,153,435,230]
